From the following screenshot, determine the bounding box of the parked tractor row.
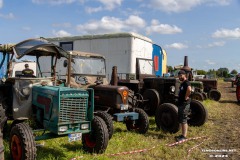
[0,38,209,160]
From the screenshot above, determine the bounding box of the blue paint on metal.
[152,44,163,76]
[113,112,139,122]
[0,53,8,79]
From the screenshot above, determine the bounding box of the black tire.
[125,108,149,134]
[0,131,3,160]
[191,92,204,101]
[208,89,221,101]
[82,116,109,154]
[10,123,36,160]
[202,92,208,100]
[188,100,208,126]
[143,89,160,115]
[95,111,114,139]
[0,103,7,132]
[155,103,179,133]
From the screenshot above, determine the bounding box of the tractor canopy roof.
[0,38,69,59]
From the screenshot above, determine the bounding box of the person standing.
[235,73,240,102]
[22,63,34,77]
[176,70,192,142]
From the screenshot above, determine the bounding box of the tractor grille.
[59,97,88,123]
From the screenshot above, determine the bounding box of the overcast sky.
[0,0,240,72]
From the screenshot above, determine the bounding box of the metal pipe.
[67,52,72,87]
[110,66,118,86]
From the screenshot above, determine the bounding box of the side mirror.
[63,60,68,67]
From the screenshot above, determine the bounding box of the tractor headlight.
[81,123,89,130]
[120,104,128,110]
[191,86,195,93]
[59,126,68,132]
[170,86,175,93]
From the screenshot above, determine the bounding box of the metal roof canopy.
[0,38,69,59]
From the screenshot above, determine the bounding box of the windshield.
[138,59,155,75]
[72,56,106,76]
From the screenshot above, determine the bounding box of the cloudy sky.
[0,0,240,72]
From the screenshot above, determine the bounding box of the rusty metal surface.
[110,66,118,86]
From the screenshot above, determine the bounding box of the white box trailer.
[47,32,165,80]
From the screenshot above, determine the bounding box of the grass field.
[3,80,240,160]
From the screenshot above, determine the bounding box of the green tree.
[167,66,173,72]
[217,68,229,77]
[230,69,238,75]
[197,70,207,75]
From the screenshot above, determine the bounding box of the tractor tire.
[191,92,204,101]
[125,108,149,134]
[0,131,3,160]
[95,111,114,139]
[82,116,109,154]
[143,89,160,115]
[188,100,208,126]
[155,103,179,133]
[10,123,36,160]
[202,92,208,100]
[208,89,221,101]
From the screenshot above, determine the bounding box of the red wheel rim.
[84,134,96,148]
[11,135,22,160]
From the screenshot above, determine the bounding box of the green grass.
[3,81,240,159]
[3,115,213,160]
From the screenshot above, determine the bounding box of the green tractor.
[0,39,109,160]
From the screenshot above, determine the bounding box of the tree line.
[167,66,238,78]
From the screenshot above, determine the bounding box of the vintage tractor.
[180,56,221,101]
[42,50,149,136]
[118,58,208,133]
[0,39,109,160]
[195,79,221,101]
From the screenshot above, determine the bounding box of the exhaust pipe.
[110,66,118,86]
[181,56,193,81]
[181,56,191,72]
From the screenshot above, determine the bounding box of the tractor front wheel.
[191,92,204,101]
[208,89,221,101]
[82,116,109,154]
[95,111,114,139]
[202,92,208,100]
[10,123,36,160]
[155,103,179,133]
[125,108,149,134]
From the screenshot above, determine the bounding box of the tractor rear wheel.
[10,122,36,160]
[208,89,221,101]
[125,108,149,134]
[191,92,204,101]
[188,100,208,126]
[155,103,179,133]
[95,111,114,139]
[82,116,109,154]
[143,89,160,115]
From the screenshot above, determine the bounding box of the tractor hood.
[9,38,68,59]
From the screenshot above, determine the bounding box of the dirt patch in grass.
[203,81,240,159]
